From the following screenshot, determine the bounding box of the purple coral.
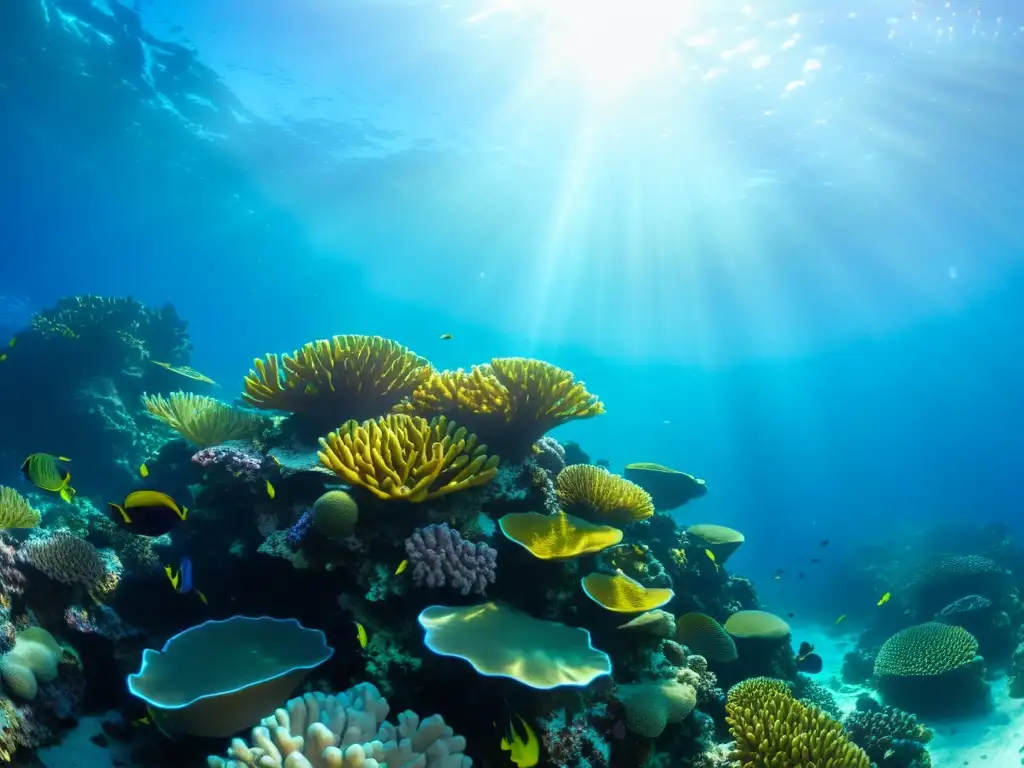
[192,443,263,477]
[286,509,314,547]
[404,523,497,596]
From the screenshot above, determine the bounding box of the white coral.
[207,682,472,768]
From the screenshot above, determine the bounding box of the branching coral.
[844,705,932,768]
[143,391,265,447]
[726,678,871,767]
[396,358,604,455]
[318,415,499,502]
[16,533,107,593]
[555,465,654,526]
[405,523,496,596]
[0,488,40,530]
[243,335,431,430]
[207,683,470,768]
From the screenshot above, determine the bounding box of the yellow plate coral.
[498,511,622,560]
[581,570,674,613]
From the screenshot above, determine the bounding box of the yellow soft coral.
[244,335,430,428]
[726,679,871,768]
[142,392,264,448]
[395,358,604,455]
[318,414,499,502]
[556,464,655,526]
[0,487,40,530]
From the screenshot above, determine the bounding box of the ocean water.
[2,1,1024,766]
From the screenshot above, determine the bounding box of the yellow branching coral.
[581,569,674,613]
[0,487,40,530]
[395,358,604,455]
[498,511,622,560]
[726,678,871,768]
[318,414,499,502]
[244,335,431,428]
[142,392,264,448]
[556,464,655,526]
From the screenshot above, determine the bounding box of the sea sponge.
[396,358,604,455]
[555,465,655,526]
[244,335,431,430]
[318,414,499,502]
[581,570,674,613]
[312,490,359,539]
[873,622,979,678]
[724,610,791,640]
[0,487,40,530]
[417,602,612,689]
[685,524,745,565]
[726,679,871,768]
[615,680,697,738]
[623,463,707,511]
[676,612,738,662]
[498,511,622,560]
[142,391,264,447]
[206,683,471,768]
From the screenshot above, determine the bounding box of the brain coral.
[874,622,979,677]
[312,490,359,540]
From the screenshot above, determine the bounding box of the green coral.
[874,623,979,677]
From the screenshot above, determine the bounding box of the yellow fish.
[704,549,719,569]
[395,559,409,576]
[150,361,217,386]
[7,337,15,347]
[269,454,282,467]
[500,713,539,768]
[0,354,6,362]
[439,333,453,340]
[139,463,149,478]
[877,592,891,607]
[21,453,76,503]
[355,622,368,649]
[835,614,847,625]
[266,480,275,499]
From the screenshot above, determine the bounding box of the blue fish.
[164,557,207,604]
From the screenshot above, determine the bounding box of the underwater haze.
[1,0,1024,766]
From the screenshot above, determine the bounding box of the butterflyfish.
[107,490,187,536]
[150,361,217,386]
[500,713,540,768]
[266,480,276,499]
[139,463,149,478]
[21,453,76,503]
[395,559,409,575]
[877,591,891,607]
[355,622,368,649]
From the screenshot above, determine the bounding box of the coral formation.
[312,490,360,540]
[685,524,745,565]
[0,488,40,530]
[555,465,655,526]
[17,533,107,593]
[623,463,707,511]
[404,523,497,596]
[143,391,264,447]
[844,704,933,768]
[498,511,622,560]
[318,415,499,501]
[676,613,738,662]
[207,683,470,768]
[615,680,697,737]
[581,570,674,613]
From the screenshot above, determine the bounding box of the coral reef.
[405,523,497,596]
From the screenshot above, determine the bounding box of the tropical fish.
[395,559,409,576]
[269,454,282,467]
[107,490,187,536]
[500,713,540,768]
[165,557,208,605]
[835,614,847,625]
[355,622,368,649]
[704,549,718,569]
[266,480,276,499]
[439,333,453,340]
[810,558,821,564]
[7,337,15,347]
[0,354,6,362]
[877,591,892,607]
[150,360,217,386]
[21,453,76,502]
[139,463,149,478]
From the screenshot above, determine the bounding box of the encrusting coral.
[318,415,499,502]
[142,391,264,447]
[244,335,431,430]
[0,488,41,530]
[555,465,655,526]
[726,677,871,768]
[207,683,471,768]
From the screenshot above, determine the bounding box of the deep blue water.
[2,0,1023,611]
